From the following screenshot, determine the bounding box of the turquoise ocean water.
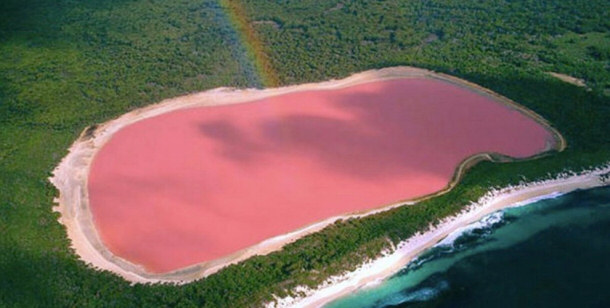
[326,185,610,308]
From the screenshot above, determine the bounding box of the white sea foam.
[360,277,385,289]
[379,280,450,307]
[436,211,504,248]
[266,163,610,308]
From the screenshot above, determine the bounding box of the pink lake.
[88,78,554,273]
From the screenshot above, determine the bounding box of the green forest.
[1,0,609,306]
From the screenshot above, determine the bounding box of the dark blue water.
[327,185,610,308]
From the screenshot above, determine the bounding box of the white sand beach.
[268,164,610,308]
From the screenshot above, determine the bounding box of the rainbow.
[219,0,280,88]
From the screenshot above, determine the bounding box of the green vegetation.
[242,0,609,93]
[1,0,608,307]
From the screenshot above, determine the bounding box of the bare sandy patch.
[548,72,587,88]
[252,20,280,29]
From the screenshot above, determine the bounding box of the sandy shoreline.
[49,66,564,283]
[268,164,610,308]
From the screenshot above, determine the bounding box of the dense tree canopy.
[0,0,608,306]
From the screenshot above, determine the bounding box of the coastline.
[268,164,610,308]
[49,66,565,283]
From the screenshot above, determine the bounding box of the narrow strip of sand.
[548,72,587,88]
[268,164,610,308]
[49,66,565,283]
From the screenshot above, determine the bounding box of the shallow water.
[326,185,610,308]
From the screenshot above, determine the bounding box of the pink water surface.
[88,78,554,273]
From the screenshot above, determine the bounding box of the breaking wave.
[375,279,449,307]
[395,210,513,278]
[437,211,505,248]
[325,188,610,308]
